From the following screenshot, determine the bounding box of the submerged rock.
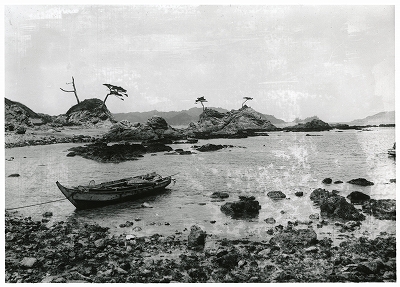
[347,178,374,186]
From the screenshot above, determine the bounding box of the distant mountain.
[113,107,229,126]
[113,107,289,127]
[348,111,395,126]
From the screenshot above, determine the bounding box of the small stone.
[141,202,153,208]
[20,257,37,268]
[295,191,304,197]
[258,248,271,257]
[42,211,53,217]
[309,213,320,220]
[322,178,332,184]
[264,217,276,224]
[94,239,106,248]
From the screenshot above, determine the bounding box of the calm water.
[5,128,396,243]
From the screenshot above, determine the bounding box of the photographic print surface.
[5,5,396,283]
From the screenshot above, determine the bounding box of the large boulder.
[187,225,206,249]
[346,191,371,204]
[220,196,261,218]
[320,195,366,221]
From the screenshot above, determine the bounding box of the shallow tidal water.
[5,128,396,244]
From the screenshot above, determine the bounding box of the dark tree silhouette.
[60,76,80,104]
[103,84,128,104]
[195,96,208,111]
[242,97,253,107]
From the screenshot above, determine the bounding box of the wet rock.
[389,179,395,183]
[66,152,76,157]
[346,191,370,204]
[347,178,374,186]
[322,178,332,184]
[295,191,303,197]
[188,225,206,249]
[320,195,365,221]
[42,211,53,217]
[220,196,261,218]
[334,180,343,184]
[8,174,20,177]
[210,192,229,199]
[309,188,330,204]
[362,199,396,220]
[267,191,286,199]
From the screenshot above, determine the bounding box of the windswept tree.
[195,96,208,111]
[103,84,128,104]
[242,96,253,107]
[60,76,80,104]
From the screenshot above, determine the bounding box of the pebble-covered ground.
[5,211,396,283]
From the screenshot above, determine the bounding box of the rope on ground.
[5,198,68,211]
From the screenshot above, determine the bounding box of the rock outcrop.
[66,99,116,126]
[5,98,47,131]
[283,119,332,132]
[102,116,184,142]
[186,106,279,139]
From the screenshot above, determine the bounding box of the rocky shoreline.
[5,211,396,283]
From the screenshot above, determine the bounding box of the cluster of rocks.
[5,212,396,283]
[66,142,174,163]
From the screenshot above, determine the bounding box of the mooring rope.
[5,198,69,211]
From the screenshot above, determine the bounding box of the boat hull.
[56,177,172,210]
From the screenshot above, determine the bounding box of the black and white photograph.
[4,3,396,283]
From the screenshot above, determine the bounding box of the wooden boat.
[56,172,173,210]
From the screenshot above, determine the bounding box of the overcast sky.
[4,5,395,122]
